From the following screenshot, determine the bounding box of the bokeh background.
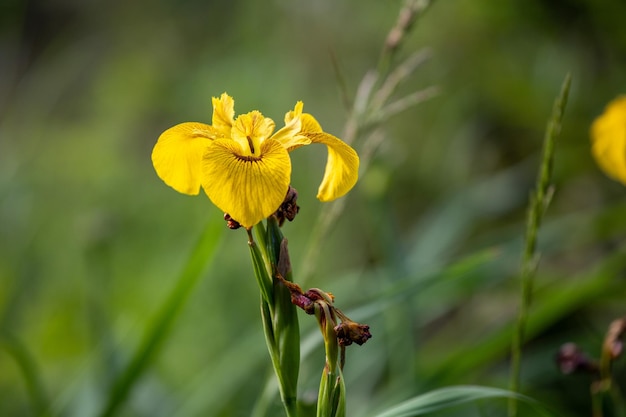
[1,0,626,416]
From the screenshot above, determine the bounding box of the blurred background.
[1,0,626,416]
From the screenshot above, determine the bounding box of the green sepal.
[317,366,345,417]
[317,367,330,417]
[315,302,345,417]
[332,370,346,417]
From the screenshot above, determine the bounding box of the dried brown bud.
[556,343,598,375]
[335,321,372,347]
[274,186,300,226]
[303,288,334,304]
[223,213,241,230]
[603,317,626,360]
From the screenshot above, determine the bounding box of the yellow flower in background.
[590,96,626,185]
[152,93,359,228]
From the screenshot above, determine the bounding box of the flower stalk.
[245,198,371,417]
[248,217,300,417]
[508,73,571,417]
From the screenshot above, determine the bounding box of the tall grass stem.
[301,0,436,283]
[508,73,571,417]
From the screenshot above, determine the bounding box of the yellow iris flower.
[591,96,626,185]
[152,93,359,228]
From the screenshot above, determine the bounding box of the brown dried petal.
[604,317,626,360]
[335,321,372,347]
[274,186,300,226]
[223,213,241,229]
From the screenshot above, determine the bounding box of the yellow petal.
[212,93,235,135]
[231,111,276,158]
[301,113,323,133]
[152,122,218,195]
[273,101,310,151]
[201,138,291,228]
[283,101,321,134]
[591,96,626,185]
[272,101,322,152]
[301,132,359,201]
[280,113,323,151]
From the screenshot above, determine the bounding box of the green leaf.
[371,386,554,417]
[98,218,222,417]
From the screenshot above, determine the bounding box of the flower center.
[232,111,275,158]
[246,136,255,154]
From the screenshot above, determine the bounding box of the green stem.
[250,219,300,417]
[378,0,433,78]
[508,73,571,417]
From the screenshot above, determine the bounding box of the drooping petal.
[201,138,291,228]
[212,93,236,135]
[301,113,323,133]
[152,122,219,195]
[301,132,359,201]
[591,96,626,185]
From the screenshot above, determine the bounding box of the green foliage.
[2,0,626,417]
[372,386,553,417]
[99,218,222,417]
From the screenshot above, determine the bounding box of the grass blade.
[0,331,53,417]
[98,218,222,417]
[372,385,554,417]
[508,72,571,416]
